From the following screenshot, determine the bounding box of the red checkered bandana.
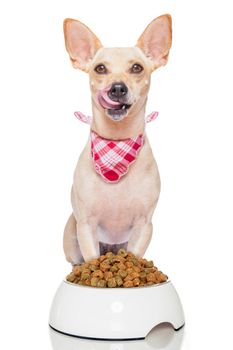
[91,131,144,183]
[74,111,158,183]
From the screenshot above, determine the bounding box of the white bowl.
[49,280,185,340]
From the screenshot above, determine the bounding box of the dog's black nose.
[108,82,128,101]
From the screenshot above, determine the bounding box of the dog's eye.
[94,64,108,74]
[130,63,144,74]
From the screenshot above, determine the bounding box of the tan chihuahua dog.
[63,15,172,264]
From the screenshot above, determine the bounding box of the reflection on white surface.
[49,323,184,350]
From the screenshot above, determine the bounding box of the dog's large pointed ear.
[63,19,102,71]
[136,14,172,70]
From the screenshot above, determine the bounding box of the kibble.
[123,280,134,288]
[97,279,107,288]
[107,278,117,288]
[89,264,98,271]
[92,270,104,279]
[118,269,128,278]
[91,277,99,287]
[146,272,157,283]
[104,271,113,281]
[133,278,140,286]
[115,275,123,286]
[66,249,168,288]
[118,248,127,257]
[110,265,118,273]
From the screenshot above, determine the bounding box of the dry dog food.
[66,249,168,288]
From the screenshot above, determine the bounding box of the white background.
[0,0,233,349]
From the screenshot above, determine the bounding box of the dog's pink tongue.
[98,87,121,109]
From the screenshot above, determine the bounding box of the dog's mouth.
[107,103,131,120]
[97,87,132,121]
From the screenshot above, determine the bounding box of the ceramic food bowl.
[49,279,185,340]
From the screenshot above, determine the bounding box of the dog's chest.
[94,184,145,244]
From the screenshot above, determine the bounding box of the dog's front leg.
[127,218,153,257]
[76,220,100,262]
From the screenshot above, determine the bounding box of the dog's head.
[64,15,172,122]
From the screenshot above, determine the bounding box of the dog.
[63,15,172,264]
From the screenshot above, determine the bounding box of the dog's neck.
[91,100,146,140]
